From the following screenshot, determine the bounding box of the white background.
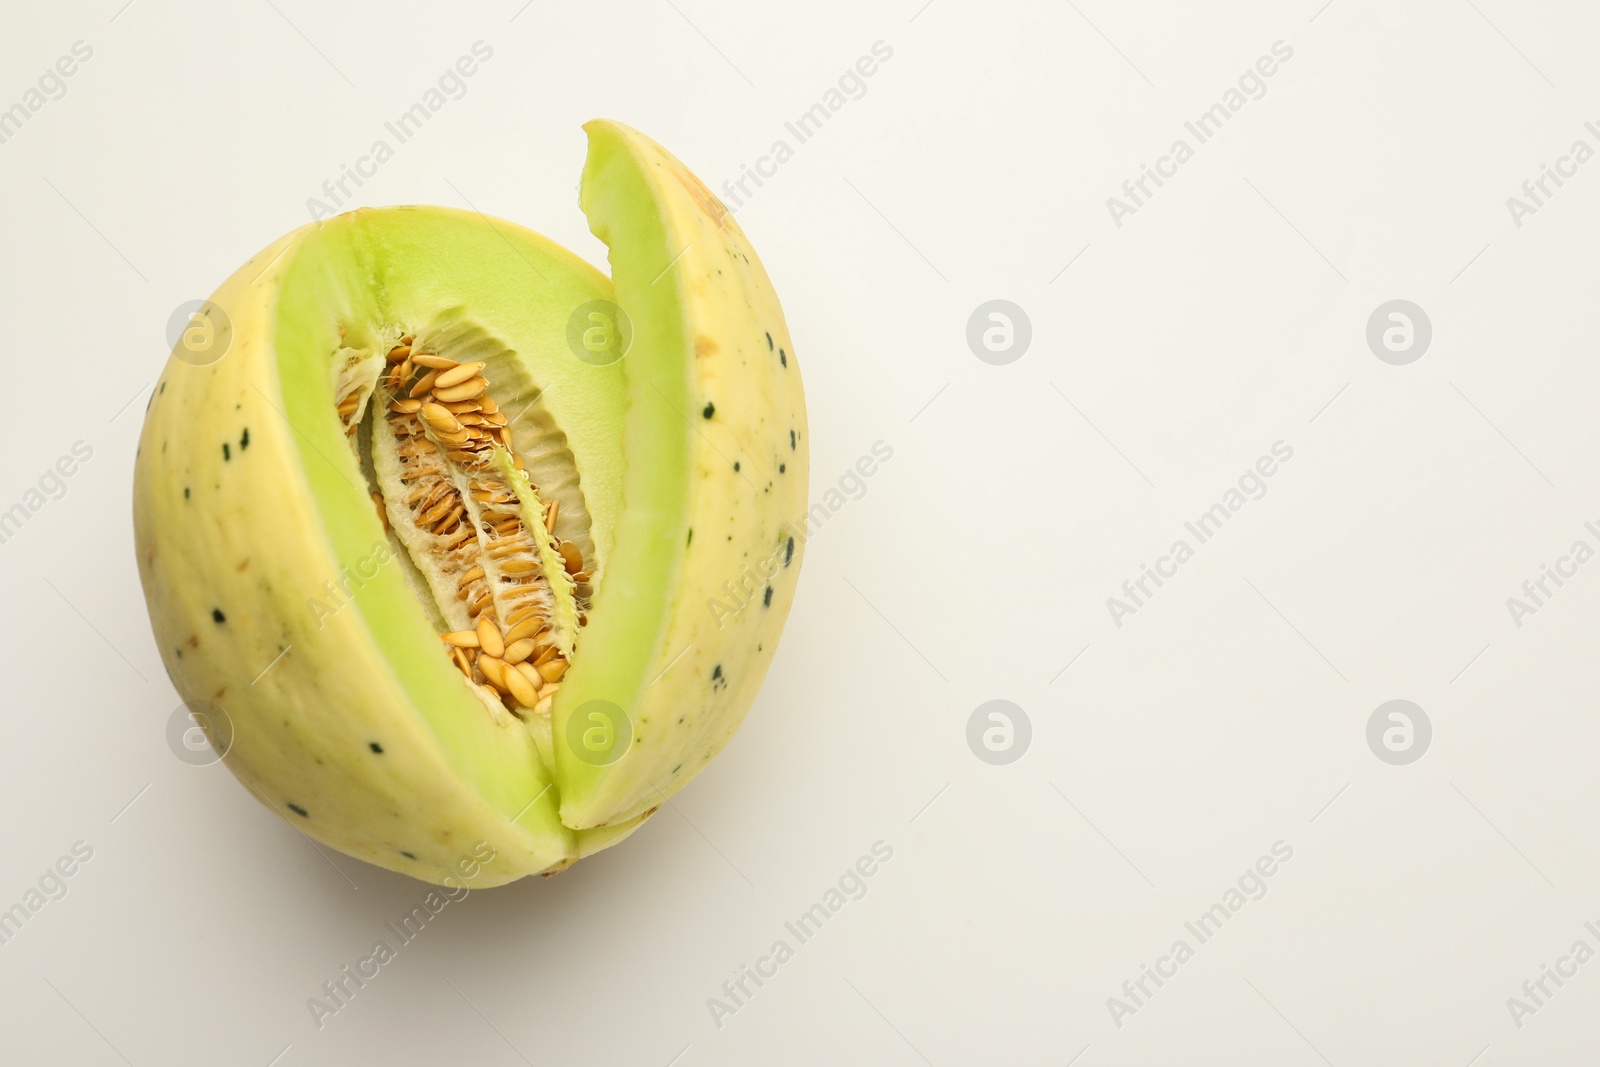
[3,0,1599,1064]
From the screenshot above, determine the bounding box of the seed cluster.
[442,614,570,714]
[336,390,363,430]
[362,337,591,718]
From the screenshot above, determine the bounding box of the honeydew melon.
[133,121,808,885]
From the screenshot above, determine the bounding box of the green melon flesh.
[274,206,632,844]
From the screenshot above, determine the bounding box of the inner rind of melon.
[270,206,645,840]
[553,125,696,820]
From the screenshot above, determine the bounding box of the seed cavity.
[339,317,598,730]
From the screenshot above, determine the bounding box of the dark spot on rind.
[240,428,250,450]
[790,430,796,450]
[702,402,715,419]
[287,803,309,818]
[401,850,417,860]
[212,609,226,623]
[733,461,740,472]
[765,332,773,350]
[222,443,231,461]
[712,665,722,679]
[779,348,787,367]
[184,487,190,499]
[763,586,773,607]
[784,537,794,565]
[779,464,786,474]
[686,528,693,546]
[159,382,166,394]
[369,742,384,754]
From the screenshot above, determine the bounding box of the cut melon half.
[133,121,808,885]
